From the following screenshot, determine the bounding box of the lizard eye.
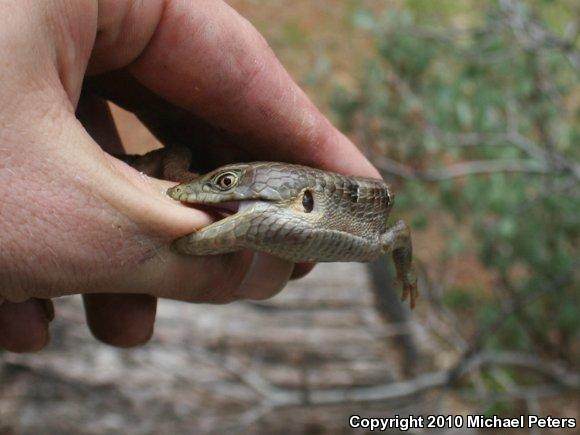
[215,172,238,190]
[302,190,314,213]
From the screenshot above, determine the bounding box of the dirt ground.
[1,262,446,434]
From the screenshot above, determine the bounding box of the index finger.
[90,0,379,178]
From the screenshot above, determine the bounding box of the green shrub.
[332,1,579,362]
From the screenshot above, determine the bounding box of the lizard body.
[166,159,418,308]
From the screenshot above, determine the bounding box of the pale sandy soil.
[1,263,444,434]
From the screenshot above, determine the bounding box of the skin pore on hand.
[0,0,379,352]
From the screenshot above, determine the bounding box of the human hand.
[0,0,379,352]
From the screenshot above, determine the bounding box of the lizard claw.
[395,269,418,309]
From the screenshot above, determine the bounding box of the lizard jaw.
[176,199,271,220]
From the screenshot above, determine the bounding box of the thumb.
[1,94,294,303]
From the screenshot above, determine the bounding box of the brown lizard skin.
[166,160,418,308]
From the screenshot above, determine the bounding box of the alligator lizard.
[160,148,418,308]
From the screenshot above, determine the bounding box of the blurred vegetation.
[330,0,579,404]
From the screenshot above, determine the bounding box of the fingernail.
[235,253,294,300]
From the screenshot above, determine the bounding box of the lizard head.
[167,162,314,215]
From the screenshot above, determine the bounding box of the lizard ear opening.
[302,190,314,213]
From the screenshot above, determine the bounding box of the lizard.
[0,147,418,310]
[153,146,418,309]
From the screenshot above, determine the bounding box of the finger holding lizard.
[0,0,379,351]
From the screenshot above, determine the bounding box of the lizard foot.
[394,268,418,309]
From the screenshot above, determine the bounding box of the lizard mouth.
[183,200,240,220]
[178,200,266,220]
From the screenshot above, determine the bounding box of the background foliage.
[330,0,579,409]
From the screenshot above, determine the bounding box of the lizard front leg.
[172,213,250,256]
[381,220,418,308]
